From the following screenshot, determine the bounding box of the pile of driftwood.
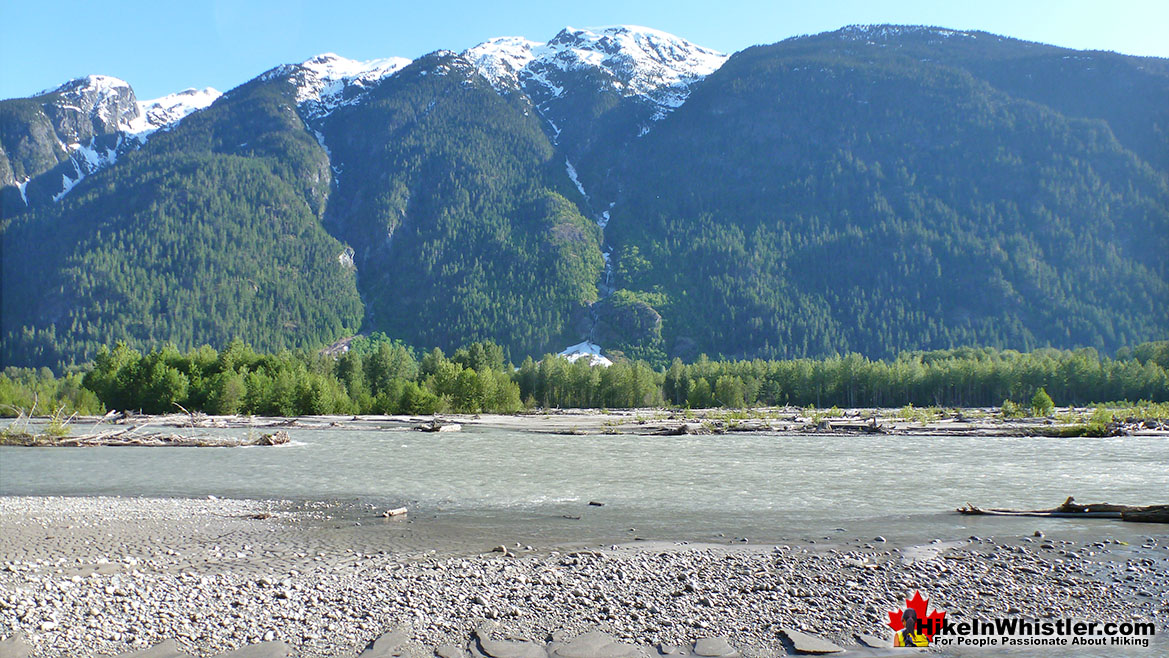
[1,428,290,448]
[958,497,1169,524]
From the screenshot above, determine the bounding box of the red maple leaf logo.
[888,591,947,641]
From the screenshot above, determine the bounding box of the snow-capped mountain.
[49,86,223,202]
[265,53,412,121]
[34,74,217,145]
[0,74,223,203]
[0,75,142,194]
[464,26,727,124]
[76,88,219,200]
[460,27,727,360]
[5,26,722,205]
[458,25,726,252]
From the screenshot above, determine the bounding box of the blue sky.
[3,0,1167,100]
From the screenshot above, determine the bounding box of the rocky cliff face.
[0,75,138,188]
[1,77,221,208]
[44,75,140,143]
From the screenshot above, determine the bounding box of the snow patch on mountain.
[463,37,540,89]
[559,341,613,367]
[465,25,726,113]
[599,204,613,229]
[543,114,562,142]
[69,139,119,170]
[292,53,411,119]
[125,87,221,138]
[50,136,123,202]
[53,160,83,202]
[565,159,587,199]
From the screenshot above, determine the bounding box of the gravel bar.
[0,497,1166,657]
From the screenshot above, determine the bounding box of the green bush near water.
[1031,388,1055,417]
[0,367,105,417]
[1000,399,1025,419]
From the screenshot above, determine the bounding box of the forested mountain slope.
[1,74,362,366]
[603,26,1169,360]
[1,25,1165,368]
[315,52,604,356]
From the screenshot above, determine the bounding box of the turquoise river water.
[2,425,1166,546]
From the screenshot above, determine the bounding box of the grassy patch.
[1090,400,1169,421]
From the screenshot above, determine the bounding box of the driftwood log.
[414,420,461,432]
[1120,506,1169,523]
[958,497,1169,524]
[1,428,290,448]
[656,423,707,435]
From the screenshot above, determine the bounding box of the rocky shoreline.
[1,497,1166,657]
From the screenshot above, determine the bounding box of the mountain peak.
[288,52,411,119]
[47,74,133,97]
[464,25,726,112]
[550,24,709,51]
[299,52,411,81]
[462,37,541,89]
[304,52,344,65]
[38,74,140,141]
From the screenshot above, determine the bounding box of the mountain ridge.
[2,24,723,209]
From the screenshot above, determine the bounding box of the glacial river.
[2,425,1166,545]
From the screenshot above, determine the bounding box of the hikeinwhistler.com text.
[926,618,1156,648]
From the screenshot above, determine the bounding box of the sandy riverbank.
[0,496,1165,657]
